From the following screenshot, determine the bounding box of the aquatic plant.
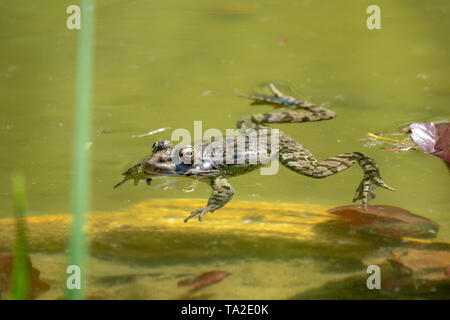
[10,172,29,300]
[67,0,96,300]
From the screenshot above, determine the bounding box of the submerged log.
[0,200,443,264]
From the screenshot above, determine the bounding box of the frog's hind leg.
[237,109,336,131]
[237,88,393,207]
[279,139,394,208]
[184,176,234,222]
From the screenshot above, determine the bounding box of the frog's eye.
[179,146,196,165]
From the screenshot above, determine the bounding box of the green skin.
[115,83,394,222]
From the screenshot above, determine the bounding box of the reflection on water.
[0,0,449,299]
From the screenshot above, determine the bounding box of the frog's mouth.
[142,170,178,177]
[143,171,164,176]
[143,164,218,177]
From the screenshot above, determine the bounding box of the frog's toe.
[373,176,395,191]
[353,175,394,207]
[184,206,213,223]
[352,179,377,206]
[198,208,209,221]
[184,209,200,223]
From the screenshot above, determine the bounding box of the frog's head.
[141,139,206,177]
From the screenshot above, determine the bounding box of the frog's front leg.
[184,176,234,223]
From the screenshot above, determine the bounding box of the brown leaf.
[389,249,450,274]
[328,205,434,225]
[177,270,231,293]
[327,205,439,239]
[388,249,450,283]
[0,253,50,299]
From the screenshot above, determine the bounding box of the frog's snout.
[141,158,175,176]
[141,160,155,174]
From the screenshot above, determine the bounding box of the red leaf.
[435,123,450,162]
[327,205,439,239]
[410,122,450,162]
[388,249,450,279]
[177,270,231,293]
[0,253,50,299]
[328,205,435,225]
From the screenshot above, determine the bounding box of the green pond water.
[0,0,449,299]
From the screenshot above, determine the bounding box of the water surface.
[0,0,449,299]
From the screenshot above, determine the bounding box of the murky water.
[0,0,449,299]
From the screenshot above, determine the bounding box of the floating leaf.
[434,123,450,162]
[177,270,231,293]
[410,122,450,162]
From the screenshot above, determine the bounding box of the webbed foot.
[184,176,234,222]
[184,205,217,223]
[353,175,395,209]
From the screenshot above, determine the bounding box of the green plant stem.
[67,0,95,300]
[11,171,29,300]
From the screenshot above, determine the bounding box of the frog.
[115,83,394,222]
